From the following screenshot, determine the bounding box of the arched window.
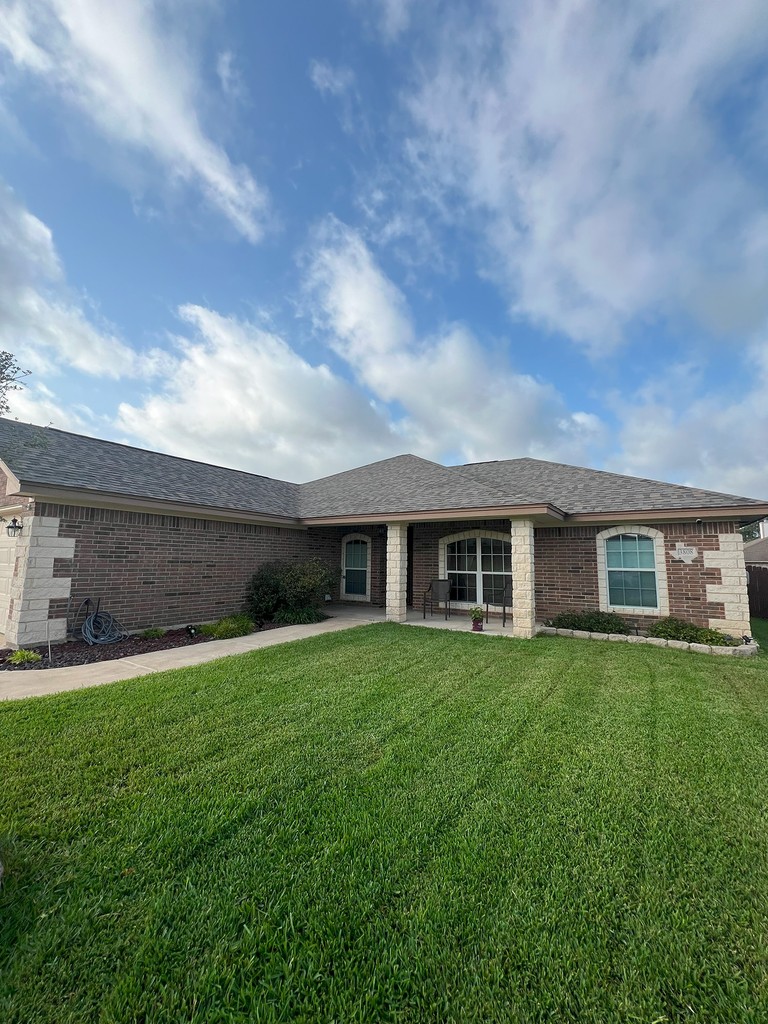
[596,526,669,616]
[440,531,512,606]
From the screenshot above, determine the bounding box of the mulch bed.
[0,623,286,671]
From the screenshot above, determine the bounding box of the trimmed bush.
[246,558,335,624]
[647,617,741,646]
[199,614,255,640]
[6,648,43,664]
[548,610,630,634]
[245,561,287,623]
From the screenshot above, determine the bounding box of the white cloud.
[216,50,246,102]
[115,224,605,482]
[375,0,415,41]
[305,218,604,464]
[0,182,161,378]
[0,0,268,241]
[5,381,95,434]
[309,59,355,98]
[403,0,768,352]
[116,304,403,481]
[608,343,768,499]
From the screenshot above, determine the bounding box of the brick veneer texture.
[4,494,744,635]
[38,502,388,632]
[410,519,738,629]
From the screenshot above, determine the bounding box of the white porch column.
[386,521,408,623]
[510,519,536,639]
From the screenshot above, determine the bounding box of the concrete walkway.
[0,609,383,702]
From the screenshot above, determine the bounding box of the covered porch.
[328,518,538,639]
[325,601,541,638]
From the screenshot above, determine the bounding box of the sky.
[0,0,767,497]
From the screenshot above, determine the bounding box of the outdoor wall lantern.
[4,517,23,538]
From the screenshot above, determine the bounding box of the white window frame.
[596,525,669,617]
[439,530,512,610]
[341,532,372,602]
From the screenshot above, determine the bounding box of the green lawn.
[2,623,768,1024]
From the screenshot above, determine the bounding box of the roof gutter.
[567,505,768,524]
[12,481,306,529]
[300,503,566,525]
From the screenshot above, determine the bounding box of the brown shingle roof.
[1,418,765,521]
[453,458,767,515]
[744,537,768,563]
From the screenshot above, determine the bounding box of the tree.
[741,521,763,542]
[0,351,29,415]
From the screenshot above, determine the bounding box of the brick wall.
[536,521,736,628]
[36,503,352,631]
[410,518,740,629]
[32,504,389,633]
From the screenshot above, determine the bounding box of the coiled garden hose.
[81,610,129,646]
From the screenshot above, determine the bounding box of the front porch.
[326,602,541,639]
[384,518,537,638]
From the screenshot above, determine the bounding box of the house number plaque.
[672,544,698,564]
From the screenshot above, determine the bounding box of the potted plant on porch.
[468,606,484,632]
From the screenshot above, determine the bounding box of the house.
[0,417,766,649]
[744,536,768,568]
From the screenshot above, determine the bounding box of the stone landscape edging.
[537,625,759,657]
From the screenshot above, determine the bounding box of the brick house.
[0,418,766,649]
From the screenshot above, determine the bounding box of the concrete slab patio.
[0,604,528,702]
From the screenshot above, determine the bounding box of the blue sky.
[1,0,767,496]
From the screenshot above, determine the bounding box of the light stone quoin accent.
[386,521,408,623]
[704,533,751,636]
[510,519,536,639]
[5,516,76,648]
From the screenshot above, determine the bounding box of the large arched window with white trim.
[596,525,669,616]
[440,531,512,606]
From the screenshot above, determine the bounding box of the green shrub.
[273,606,327,625]
[246,558,335,624]
[647,617,741,646]
[6,648,43,664]
[245,561,288,623]
[548,610,630,634]
[199,614,255,640]
[139,628,166,639]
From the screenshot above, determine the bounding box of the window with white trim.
[444,535,511,605]
[597,525,669,617]
[605,533,658,609]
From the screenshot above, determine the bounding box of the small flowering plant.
[468,606,484,623]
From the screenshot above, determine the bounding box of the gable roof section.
[454,458,767,515]
[744,537,768,563]
[298,454,513,517]
[0,419,300,519]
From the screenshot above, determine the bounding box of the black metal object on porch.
[423,578,452,620]
[486,579,513,627]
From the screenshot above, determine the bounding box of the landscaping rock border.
[537,626,759,657]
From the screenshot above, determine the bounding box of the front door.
[341,535,370,601]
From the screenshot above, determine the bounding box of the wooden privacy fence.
[747,565,768,619]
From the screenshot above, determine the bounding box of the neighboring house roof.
[0,417,766,523]
[744,537,768,563]
[0,418,300,519]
